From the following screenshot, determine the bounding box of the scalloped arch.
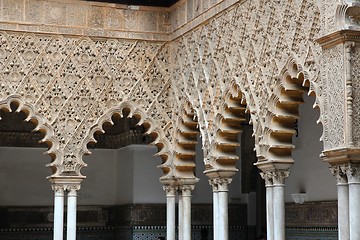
[0,95,59,176]
[172,100,200,180]
[206,81,250,175]
[81,101,173,179]
[261,58,323,167]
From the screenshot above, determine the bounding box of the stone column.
[209,178,232,240]
[163,185,176,240]
[330,165,349,240]
[272,171,289,240]
[178,190,183,240]
[209,179,219,240]
[346,164,360,240]
[66,185,80,240]
[260,172,274,240]
[52,184,65,240]
[217,178,232,240]
[261,171,289,240]
[179,185,194,240]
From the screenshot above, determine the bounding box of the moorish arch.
[2,0,360,240]
[252,58,322,240]
[83,99,201,240]
[0,95,59,172]
[82,100,173,179]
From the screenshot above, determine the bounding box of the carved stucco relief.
[351,44,360,146]
[171,0,325,174]
[0,31,175,179]
[0,0,357,182]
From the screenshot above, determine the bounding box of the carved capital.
[329,165,348,184]
[209,177,232,192]
[260,171,289,187]
[272,171,290,186]
[209,178,219,192]
[163,185,176,197]
[260,172,273,187]
[179,185,195,197]
[52,184,65,196]
[345,164,360,183]
[65,184,81,196]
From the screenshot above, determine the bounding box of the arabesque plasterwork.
[0,0,359,183]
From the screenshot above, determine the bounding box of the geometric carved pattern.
[171,0,323,174]
[0,0,357,181]
[0,31,172,179]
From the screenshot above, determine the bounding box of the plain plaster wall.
[285,94,337,202]
[79,149,118,205]
[0,147,52,206]
[132,145,164,203]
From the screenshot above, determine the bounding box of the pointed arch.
[0,95,59,176]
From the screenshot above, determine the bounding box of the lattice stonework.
[0,0,358,180]
[171,0,324,174]
[0,32,173,179]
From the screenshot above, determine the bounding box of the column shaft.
[213,191,219,240]
[273,185,285,240]
[178,193,183,240]
[261,171,288,240]
[164,185,176,240]
[182,194,191,240]
[266,185,274,240]
[349,182,360,240]
[218,191,229,240]
[338,182,350,240]
[53,186,64,240]
[209,178,231,240]
[67,187,79,240]
[181,185,193,240]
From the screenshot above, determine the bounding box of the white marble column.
[163,185,176,240]
[261,171,289,240]
[330,166,349,240]
[180,185,194,240]
[260,172,274,240]
[346,164,360,240]
[272,171,289,240]
[178,189,183,240]
[209,178,232,240]
[217,178,232,240]
[52,184,65,240]
[66,185,80,240]
[209,179,219,240]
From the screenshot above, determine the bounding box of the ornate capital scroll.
[345,163,360,183]
[260,171,290,187]
[179,185,195,197]
[209,178,232,192]
[163,185,177,197]
[329,165,348,184]
[51,184,65,196]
